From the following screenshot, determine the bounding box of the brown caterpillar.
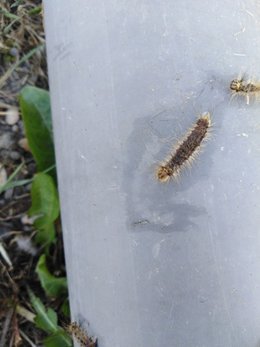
[65,321,97,347]
[230,77,260,104]
[156,113,211,182]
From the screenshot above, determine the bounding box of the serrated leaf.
[28,289,72,347]
[29,173,59,244]
[43,330,72,347]
[35,308,58,333]
[19,86,55,173]
[43,329,72,347]
[29,290,58,334]
[36,254,67,298]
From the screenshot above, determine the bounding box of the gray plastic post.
[44,1,260,346]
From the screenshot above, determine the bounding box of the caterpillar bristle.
[156,113,211,183]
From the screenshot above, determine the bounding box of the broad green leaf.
[36,254,67,298]
[29,173,59,229]
[19,86,55,173]
[29,289,58,334]
[43,330,72,347]
[28,289,72,347]
[35,223,56,247]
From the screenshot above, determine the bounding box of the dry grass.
[0,0,47,105]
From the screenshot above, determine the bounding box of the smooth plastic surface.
[44,1,260,346]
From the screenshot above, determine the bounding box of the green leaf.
[29,173,59,247]
[61,298,71,318]
[36,254,68,298]
[29,289,58,334]
[0,8,20,20]
[19,86,55,173]
[28,6,42,15]
[43,330,72,347]
[35,223,56,247]
[28,289,72,347]
[29,172,59,228]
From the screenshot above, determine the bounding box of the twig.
[16,304,35,323]
[0,241,13,268]
[12,312,22,347]
[19,330,37,347]
[0,308,13,347]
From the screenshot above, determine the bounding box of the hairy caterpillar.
[156,113,211,182]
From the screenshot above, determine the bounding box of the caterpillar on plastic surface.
[156,113,211,183]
